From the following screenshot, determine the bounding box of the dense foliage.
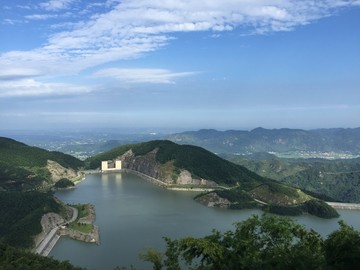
[54,178,75,188]
[324,221,360,269]
[140,214,360,270]
[0,242,84,270]
[0,137,84,192]
[208,187,339,218]
[0,191,62,248]
[303,200,340,218]
[0,137,84,169]
[0,161,46,191]
[228,154,360,203]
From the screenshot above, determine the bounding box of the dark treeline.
[0,242,84,270]
[0,191,62,248]
[140,214,360,270]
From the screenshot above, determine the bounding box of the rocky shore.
[34,204,99,256]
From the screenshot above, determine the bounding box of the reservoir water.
[50,172,360,269]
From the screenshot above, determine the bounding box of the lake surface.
[50,172,360,270]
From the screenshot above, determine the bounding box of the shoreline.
[35,170,360,256]
[34,204,99,257]
[114,169,219,192]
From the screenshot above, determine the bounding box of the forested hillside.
[0,137,83,169]
[227,154,360,203]
[0,137,84,191]
[0,191,63,248]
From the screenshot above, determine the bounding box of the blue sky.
[0,0,359,132]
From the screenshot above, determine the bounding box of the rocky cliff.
[46,160,82,183]
[119,148,216,186]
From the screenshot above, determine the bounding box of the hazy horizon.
[1,1,359,131]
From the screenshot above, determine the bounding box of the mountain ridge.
[166,127,360,156]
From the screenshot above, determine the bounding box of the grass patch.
[68,223,93,234]
[71,204,89,220]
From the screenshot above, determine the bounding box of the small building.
[101,160,122,172]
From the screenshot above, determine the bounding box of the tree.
[324,220,360,269]
[141,214,325,270]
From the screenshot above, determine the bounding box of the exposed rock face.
[176,170,193,184]
[119,149,216,186]
[120,149,165,180]
[195,192,231,208]
[46,160,79,182]
[59,226,99,243]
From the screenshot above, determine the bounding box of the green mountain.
[0,191,64,248]
[0,137,84,191]
[86,140,338,218]
[166,127,360,156]
[0,137,85,249]
[227,154,360,203]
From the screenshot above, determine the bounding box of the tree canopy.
[140,214,360,270]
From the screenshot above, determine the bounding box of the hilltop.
[86,140,338,218]
[0,137,84,191]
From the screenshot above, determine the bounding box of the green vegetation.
[303,200,340,219]
[86,140,265,186]
[139,214,360,270]
[0,191,63,248]
[203,187,339,218]
[54,178,75,189]
[212,188,259,209]
[228,154,360,203]
[0,137,84,169]
[0,242,84,270]
[324,220,360,269]
[166,127,360,155]
[68,223,92,234]
[72,204,90,219]
[0,160,46,191]
[67,204,94,234]
[0,137,84,192]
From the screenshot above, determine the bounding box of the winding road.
[35,206,78,256]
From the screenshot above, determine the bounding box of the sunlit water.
[50,172,360,269]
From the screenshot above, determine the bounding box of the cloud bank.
[94,68,197,84]
[1,0,359,96]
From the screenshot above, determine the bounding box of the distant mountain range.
[166,127,360,156]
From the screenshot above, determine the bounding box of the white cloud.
[40,0,77,11]
[0,68,43,81]
[94,68,196,84]
[2,19,23,25]
[1,0,359,95]
[0,79,92,98]
[25,14,59,20]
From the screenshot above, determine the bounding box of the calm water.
[50,172,360,270]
